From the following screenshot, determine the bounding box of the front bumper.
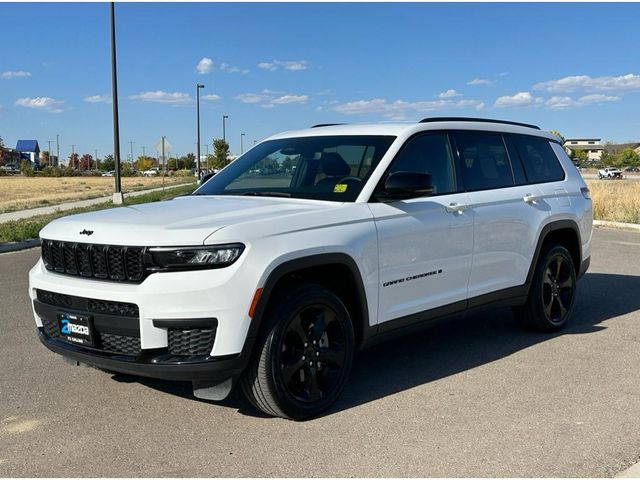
[37,328,247,382]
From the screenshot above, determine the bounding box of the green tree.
[571,149,588,164]
[549,130,565,145]
[618,148,640,167]
[135,155,154,172]
[0,136,5,167]
[212,138,230,169]
[101,154,115,172]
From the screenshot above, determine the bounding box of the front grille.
[41,240,146,283]
[168,328,216,356]
[37,289,139,318]
[101,333,141,355]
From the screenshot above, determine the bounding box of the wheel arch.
[526,219,582,286]
[246,253,371,352]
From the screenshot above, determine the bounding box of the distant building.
[15,140,41,167]
[2,148,22,167]
[563,138,603,162]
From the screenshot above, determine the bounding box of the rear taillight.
[580,186,591,200]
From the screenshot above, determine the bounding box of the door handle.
[446,202,468,214]
[523,193,541,204]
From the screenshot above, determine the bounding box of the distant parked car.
[142,167,160,177]
[1,164,19,174]
[598,166,623,179]
[624,166,639,173]
[101,170,115,177]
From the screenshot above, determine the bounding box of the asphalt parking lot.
[1,227,640,477]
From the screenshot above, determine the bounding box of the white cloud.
[129,91,191,105]
[257,60,309,72]
[14,96,64,113]
[201,94,221,102]
[533,73,640,93]
[83,94,111,104]
[545,94,620,110]
[438,89,461,99]
[1,70,31,79]
[236,90,308,107]
[196,57,214,74]
[332,96,485,119]
[220,62,248,74]
[455,99,485,110]
[270,95,308,105]
[494,91,543,108]
[258,62,277,71]
[236,93,266,104]
[468,78,494,86]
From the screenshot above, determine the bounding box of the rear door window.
[454,132,515,191]
[513,135,565,183]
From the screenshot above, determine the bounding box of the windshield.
[194,135,395,202]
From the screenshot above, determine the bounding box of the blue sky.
[1,2,640,160]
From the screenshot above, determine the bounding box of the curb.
[616,459,640,477]
[0,238,40,254]
[593,220,640,232]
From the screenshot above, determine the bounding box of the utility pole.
[110,2,123,203]
[161,135,166,190]
[95,149,98,170]
[142,145,146,157]
[47,140,52,166]
[56,134,60,166]
[196,83,204,180]
[128,141,135,165]
[71,144,76,169]
[240,133,245,154]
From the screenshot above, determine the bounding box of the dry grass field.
[587,179,640,224]
[0,176,195,213]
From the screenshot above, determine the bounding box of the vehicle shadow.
[112,272,640,419]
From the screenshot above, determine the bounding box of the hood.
[39,195,338,246]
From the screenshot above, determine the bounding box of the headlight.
[147,244,245,271]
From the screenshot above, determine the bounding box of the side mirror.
[376,171,434,201]
[199,172,215,185]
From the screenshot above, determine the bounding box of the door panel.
[370,193,473,323]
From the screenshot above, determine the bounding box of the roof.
[15,140,39,152]
[565,144,604,150]
[267,119,557,143]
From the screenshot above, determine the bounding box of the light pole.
[71,144,76,169]
[196,83,205,180]
[110,2,123,203]
[128,141,135,165]
[56,134,60,166]
[240,133,245,154]
[95,149,98,170]
[47,140,52,166]
[222,115,229,145]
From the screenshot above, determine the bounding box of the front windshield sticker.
[333,184,348,193]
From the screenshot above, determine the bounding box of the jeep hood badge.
[79,229,94,236]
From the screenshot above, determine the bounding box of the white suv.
[29,117,593,419]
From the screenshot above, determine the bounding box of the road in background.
[1,228,640,476]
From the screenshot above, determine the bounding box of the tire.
[514,245,577,332]
[240,284,355,420]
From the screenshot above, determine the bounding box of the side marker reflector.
[249,288,263,318]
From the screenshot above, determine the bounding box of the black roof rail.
[311,123,346,128]
[419,117,540,130]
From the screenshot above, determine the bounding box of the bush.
[172,169,192,177]
[39,166,66,177]
[20,160,34,177]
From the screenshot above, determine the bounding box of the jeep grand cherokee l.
[29,117,593,419]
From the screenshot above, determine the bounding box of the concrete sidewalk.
[0,182,192,224]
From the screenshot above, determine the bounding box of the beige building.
[563,138,604,162]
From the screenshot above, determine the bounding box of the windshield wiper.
[241,191,291,198]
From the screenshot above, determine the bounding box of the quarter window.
[388,133,457,195]
[455,132,514,191]
[513,135,565,183]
